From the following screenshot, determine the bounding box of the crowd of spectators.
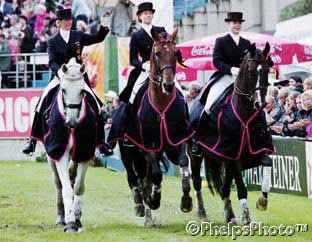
[0,0,100,87]
[265,75,312,140]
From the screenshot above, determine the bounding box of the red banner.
[0,90,41,138]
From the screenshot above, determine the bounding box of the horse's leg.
[48,159,65,226]
[119,142,145,217]
[54,154,77,232]
[73,161,90,231]
[188,145,208,221]
[257,154,272,211]
[232,160,250,225]
[145,152,162,211]
[166,144,193,213]
[69,160,78,189]
[221,161,236,224]
[142,157,154,227]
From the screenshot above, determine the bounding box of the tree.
[280,0,312,21]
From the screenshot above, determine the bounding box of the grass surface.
[0,161,311,242]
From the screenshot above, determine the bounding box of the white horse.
[45,58,100,232]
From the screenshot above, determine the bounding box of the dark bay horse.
[188,43,274,225]
[112,29,194,226]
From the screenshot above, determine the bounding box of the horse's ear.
[249,43,256,56]
[80,64,85,74]
[61,64,68,74]
[263,42,270,58]
[171,28,178,41]
[151,28,160,41]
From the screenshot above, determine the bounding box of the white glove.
[231,67,240,76]
[142,61,150,72]
[100,14,111,27]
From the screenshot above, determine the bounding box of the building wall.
[176,0,297,42]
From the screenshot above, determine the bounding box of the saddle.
[199,71,224,105]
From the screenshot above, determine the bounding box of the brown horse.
[116,28,194,226]
[188,42,274,225]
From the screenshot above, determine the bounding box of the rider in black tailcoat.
[192,12,273,168]
[119,2,165,103]
[22,7,112,155]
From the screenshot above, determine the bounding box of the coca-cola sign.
[191,45,213,57]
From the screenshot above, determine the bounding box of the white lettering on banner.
[0,98,4,131]
[191,46,213,57]
[245,155,302,192]
[176,72,186,81]
[6,98,14,131]
[15,97,29,133]
[0,96,39,133]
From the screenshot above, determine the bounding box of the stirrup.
[123,136,135,147]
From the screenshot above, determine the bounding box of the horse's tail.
[203,156,224,196]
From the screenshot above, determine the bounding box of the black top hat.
[136,2,155,16]
[224,12,245,22]
[56,7,73,20]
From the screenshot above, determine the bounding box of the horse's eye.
[62,89,66,95]
[155,51,160,56]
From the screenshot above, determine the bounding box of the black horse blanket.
[197,94,275,165]
[32,87,104,162]
[108,82,194,152]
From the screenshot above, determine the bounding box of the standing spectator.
[34,4,49,38]
[0,31,11,87]
[26,9,36,29]
[11,0,21,15]
[18,15,35,53]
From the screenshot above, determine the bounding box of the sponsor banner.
[0,90,41,138]
[82,42,105,101]
[243,138,308,197]
[117,37,131,93]
[306,141,312,198]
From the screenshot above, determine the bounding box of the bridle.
[234,57,270,101]
[149,42,176,86]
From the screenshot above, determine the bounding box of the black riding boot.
[22,139,37,154]
[123,103,134,147]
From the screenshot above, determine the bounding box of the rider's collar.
[142,23,152,37]
[60,28,70,43]
[229,32,240,45]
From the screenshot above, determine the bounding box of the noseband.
[234,58,269,100]
[149,44,176,86]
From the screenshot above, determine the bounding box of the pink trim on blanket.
[125,88,192,152]
[199,95,275,160]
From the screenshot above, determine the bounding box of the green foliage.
[280,0,312,21]
[35,152,47,163]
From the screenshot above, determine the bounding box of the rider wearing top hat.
[119,2,166,103]
[202,12,251,113]
[22,6,112,155]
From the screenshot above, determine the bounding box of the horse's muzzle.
[163,82,175,93]
[65,119,78,129]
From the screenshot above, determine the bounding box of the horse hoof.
[75,219,84,232]
[256,196,268,211]
[64,222,78,233]
[135,203,145,217]
[148,194,161,210]
[180,194,193,213]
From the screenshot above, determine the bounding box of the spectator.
[303,77,312,91]
[267,85,279,101]
[34,4,49,38]
[187,82,201,109]
[18,15,35,53]
[26,9,36,29]
[11,0,21,15]
[0,31,11,87]
[265,95,282,126]
[289,75,304,93]
[276,88,289,122]
[76,19,88,33]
